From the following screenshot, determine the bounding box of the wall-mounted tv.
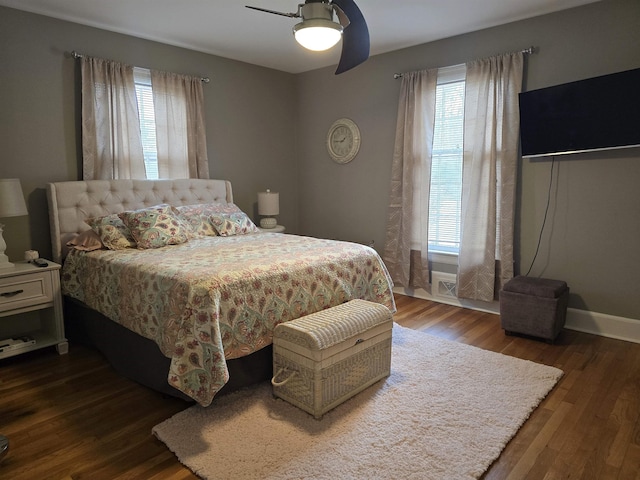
[519,67,640,158]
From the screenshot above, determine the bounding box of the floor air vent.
[432,272,458,300]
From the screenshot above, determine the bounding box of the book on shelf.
[0,335,36,353]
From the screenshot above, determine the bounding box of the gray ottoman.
[499,276,569,342]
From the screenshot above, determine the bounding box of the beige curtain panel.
[80,56,146,180]
[151,70,209,180]
[383,69,438,290]
[457,52,524,301]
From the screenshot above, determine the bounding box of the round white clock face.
[327,118,361,164]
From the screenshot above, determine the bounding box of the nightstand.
[258,225,285,233]
[0,261,68,359]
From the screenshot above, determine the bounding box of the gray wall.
[295,0,640,320]
[1,0,639,321]
[0,6,299,261]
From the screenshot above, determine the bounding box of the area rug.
[153,324,563,480]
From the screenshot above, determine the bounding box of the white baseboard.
[394,286,640,344]
[565,308,640,344]
[393,286,500,315]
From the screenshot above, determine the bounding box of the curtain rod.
[69,50,210,83]
[393,46,537,79]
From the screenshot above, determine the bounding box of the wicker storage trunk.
[272,299,393,419]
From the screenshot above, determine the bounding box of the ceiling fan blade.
[331,0,369,74]
[245,5,299,18]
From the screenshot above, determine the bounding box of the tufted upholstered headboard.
[46,179,233,264]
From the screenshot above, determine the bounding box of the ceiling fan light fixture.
[293,19,343,51]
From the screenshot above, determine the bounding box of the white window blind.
[133,67,159,180]
[428,65,465,254]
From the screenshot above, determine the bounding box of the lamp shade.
[293,19,342,51]
[0,179,28,218]
[258,189,279,216]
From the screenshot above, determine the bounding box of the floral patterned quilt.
[61,233,396,406]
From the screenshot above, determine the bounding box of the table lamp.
[0,179,28,269]
[258,189,279,229]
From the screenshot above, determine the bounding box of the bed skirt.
[63,297,273,402]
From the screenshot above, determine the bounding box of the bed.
[47,179,395,406]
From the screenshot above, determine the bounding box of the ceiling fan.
[245,0,370,74]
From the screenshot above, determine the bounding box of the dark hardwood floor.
[1,294,639,479]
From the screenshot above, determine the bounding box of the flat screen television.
[519,67,640,158]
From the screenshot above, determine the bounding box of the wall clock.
[326,118,361,164]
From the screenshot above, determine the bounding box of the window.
[133,67,159,179]
[81,55,208,181]
[428,65,466,255]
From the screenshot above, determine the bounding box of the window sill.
[429,251,458,266]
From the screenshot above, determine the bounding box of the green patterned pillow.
[86,214,136,250]
[210,211,260,236]
[119,204,193,249]
[175,202,243,236]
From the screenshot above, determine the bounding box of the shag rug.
[153,324,563,480]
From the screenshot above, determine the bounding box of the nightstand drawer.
[0,272,53,313]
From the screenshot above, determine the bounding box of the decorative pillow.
[210,211,260,236]
[66,229,105,252]
[119,204,193,249]
[86,214,137,250]
[175,202,244,237]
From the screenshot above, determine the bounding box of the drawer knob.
[1,289,24,298]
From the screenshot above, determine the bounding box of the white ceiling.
[1,0,600,74]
